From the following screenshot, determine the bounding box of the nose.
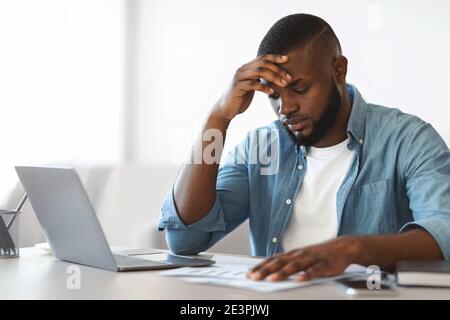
[279,95,299,117]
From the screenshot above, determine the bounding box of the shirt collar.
[346,83,367,146]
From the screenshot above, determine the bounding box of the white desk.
[1,247,449,300]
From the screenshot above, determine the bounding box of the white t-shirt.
[282,138,355,252]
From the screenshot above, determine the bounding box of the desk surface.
[1,247,449,300]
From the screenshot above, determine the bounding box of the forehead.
[279,47,333,81]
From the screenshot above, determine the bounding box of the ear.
[333,55,348,84]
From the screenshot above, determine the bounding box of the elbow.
[165,228,211,256]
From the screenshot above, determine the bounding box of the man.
[158,13,450,282]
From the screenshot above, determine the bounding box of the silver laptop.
[15,166,215,271]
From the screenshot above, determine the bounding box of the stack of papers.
[160,255,367,292]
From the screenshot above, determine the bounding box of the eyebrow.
[288,78,304,87]
[260,77,306,88]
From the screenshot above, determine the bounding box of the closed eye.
[294,87,310,95]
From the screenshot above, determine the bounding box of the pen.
[6,193,27,230]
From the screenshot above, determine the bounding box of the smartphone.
[335,278,397,299]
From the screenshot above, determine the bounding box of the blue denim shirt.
[158,84,450,259]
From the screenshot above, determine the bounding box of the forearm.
[173,54,290,226]
[174,105,231,225]
[355,228,444,271]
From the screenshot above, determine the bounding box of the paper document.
[160,254,367,292]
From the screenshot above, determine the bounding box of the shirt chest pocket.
[351,179,396,232]
[361,180,391,195]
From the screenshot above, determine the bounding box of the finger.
[237,54,288,73]
[265,260,304,281]
[296,262,335,282]
[237,79,274,95]
[258,54,289,64]
[248,256,288,281]
[254,60,292,82]
[249,249,309,273]
[237,67,288,88]
[261,61,292,81]
[247,255,277,274]
[265,251,318,281]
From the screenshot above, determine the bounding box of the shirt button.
[285,198,292,205]
[359,138,364,144]
[272,237,278,244]
[297,165,303,170]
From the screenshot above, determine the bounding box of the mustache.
[282,116,310,125]
[281,115,312,126]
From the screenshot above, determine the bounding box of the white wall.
[3,0,450,197]
[0,0,126,204]
[2,0,450,250]
[128,0,450,166]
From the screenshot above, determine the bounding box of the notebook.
[396,260,450,287]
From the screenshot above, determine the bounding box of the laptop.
[15,166,215,271]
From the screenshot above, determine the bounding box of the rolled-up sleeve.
[399,122,450,259]
[157,136,250,255]
[158,187,227,232]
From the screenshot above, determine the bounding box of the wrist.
[210,104,233,126]
[346,236,370,266]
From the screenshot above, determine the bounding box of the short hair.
[257,13,342,57]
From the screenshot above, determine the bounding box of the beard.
[283,81,342,147]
